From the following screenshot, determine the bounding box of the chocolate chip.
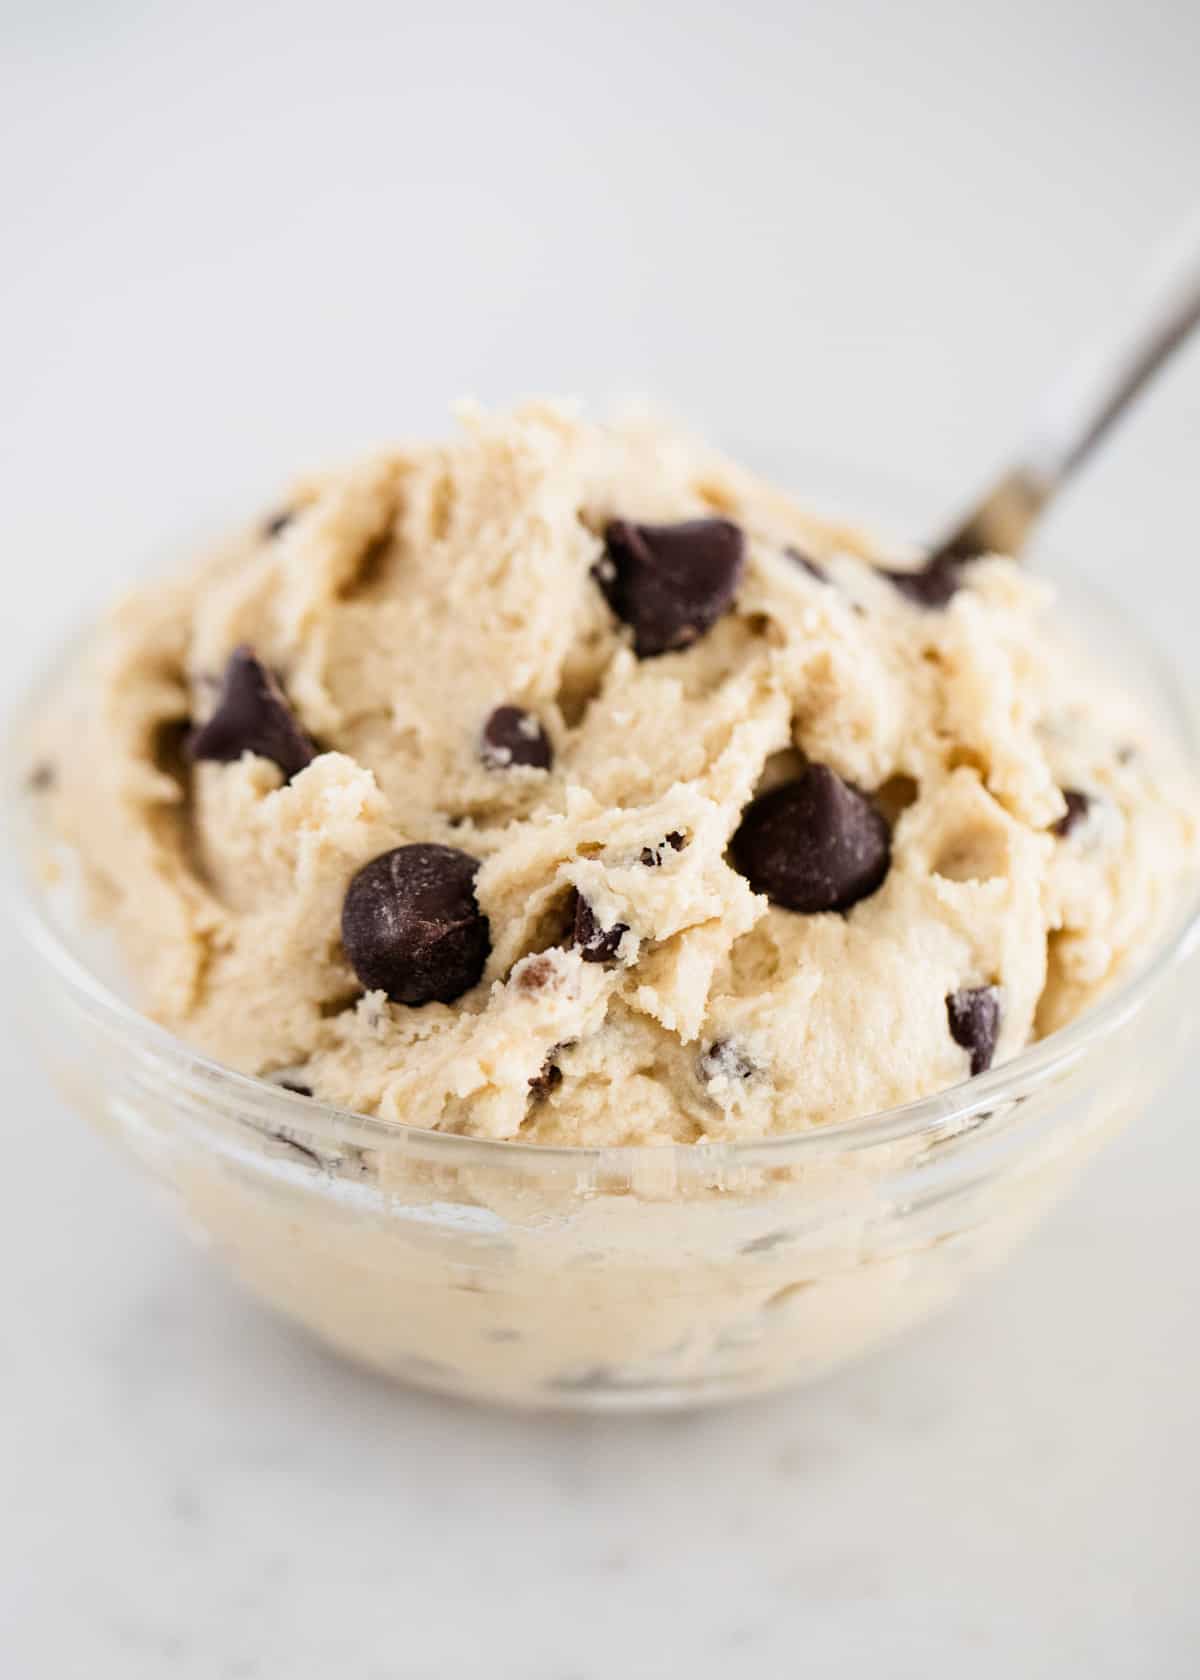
[946,986,1001,1076]
[528,1060,563,1101]
[480,705,553,770]
[263,509,295,538]
[698,1040,758,1085]
[595,518,745,658]
[26,761,56,793]
[731,764,891,913]
[188,646,317,780]
[1051,789,1091,837]
[571,890,628,963]
[640,831,686,867]
[341,843,491,1005]
[884,555,965,608]
[279,1080,313,1097]
[786,547,827,583]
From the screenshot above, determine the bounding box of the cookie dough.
[41,401,1199,1144]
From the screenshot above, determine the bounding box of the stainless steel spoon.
[930,216,1200,563]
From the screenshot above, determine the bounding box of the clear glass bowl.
[6,564,1200,1412]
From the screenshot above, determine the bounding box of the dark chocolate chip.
[884,555,965,608]
[279,1080,313,1098]
[528,1060,563,1101]
[188,646,317,780]
[786,547,828,583]
[595,518,745,658]
[1051,789,1091,838]
[480,705,553,771]
[341,843,491,1005]
[639,831,686,867]
[698,1040,758,1085]
[571,890,628,963]
[731,764,891,913]
[946,986,1001,1076]
[263,509,295,539]
[26,761,56,793]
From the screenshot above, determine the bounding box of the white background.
[3,2,1200,1675]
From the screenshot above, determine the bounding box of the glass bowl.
[6,562,1200,1413]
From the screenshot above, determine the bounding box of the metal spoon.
[929,215,1200,564]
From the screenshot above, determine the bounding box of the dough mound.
[44,402,1198,1143]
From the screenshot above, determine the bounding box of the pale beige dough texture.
[44,402,1198,1144]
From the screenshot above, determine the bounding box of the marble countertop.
[3,2,1200,1673]
[5,1078,1200,1678]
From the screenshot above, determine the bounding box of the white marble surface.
[3,2,1200,1674]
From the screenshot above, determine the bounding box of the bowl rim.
[7,554,1200,1171]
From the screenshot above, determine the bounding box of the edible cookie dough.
[41,402,1198,1144]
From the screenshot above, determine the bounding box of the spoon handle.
[932,215,1200,562]
[1023,213,1200,488]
